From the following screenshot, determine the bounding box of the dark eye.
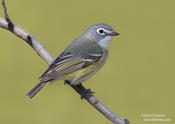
[97,28,105,35]
[99,29,104,34]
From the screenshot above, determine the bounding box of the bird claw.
[64,81,95,99]
[80,88,95,99]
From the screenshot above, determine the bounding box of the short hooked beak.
[110,32,120,36]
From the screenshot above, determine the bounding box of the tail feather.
[26,82,46,99]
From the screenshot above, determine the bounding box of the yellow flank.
[64,64,97,81]
[64,61,103,81]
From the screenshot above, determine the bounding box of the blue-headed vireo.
[26,23,119,98]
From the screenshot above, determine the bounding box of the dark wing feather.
[40,52,72,78]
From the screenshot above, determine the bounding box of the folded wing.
[39,52,95,83]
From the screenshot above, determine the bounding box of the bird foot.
[80,88,95,99]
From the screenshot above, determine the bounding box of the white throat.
[98,36,113,50]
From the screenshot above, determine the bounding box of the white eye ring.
[97,28,105,35]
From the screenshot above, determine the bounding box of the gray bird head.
[83,23,119,50]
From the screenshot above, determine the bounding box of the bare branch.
[0,0,130,124]
[70,84,130,124]
[1,0,13,30]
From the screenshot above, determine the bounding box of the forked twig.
[0,1,130,124]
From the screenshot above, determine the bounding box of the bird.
[26,23,120,99]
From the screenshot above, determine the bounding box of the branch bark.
[0,0,130,124]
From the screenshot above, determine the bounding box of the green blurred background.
[0,0,174,124]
